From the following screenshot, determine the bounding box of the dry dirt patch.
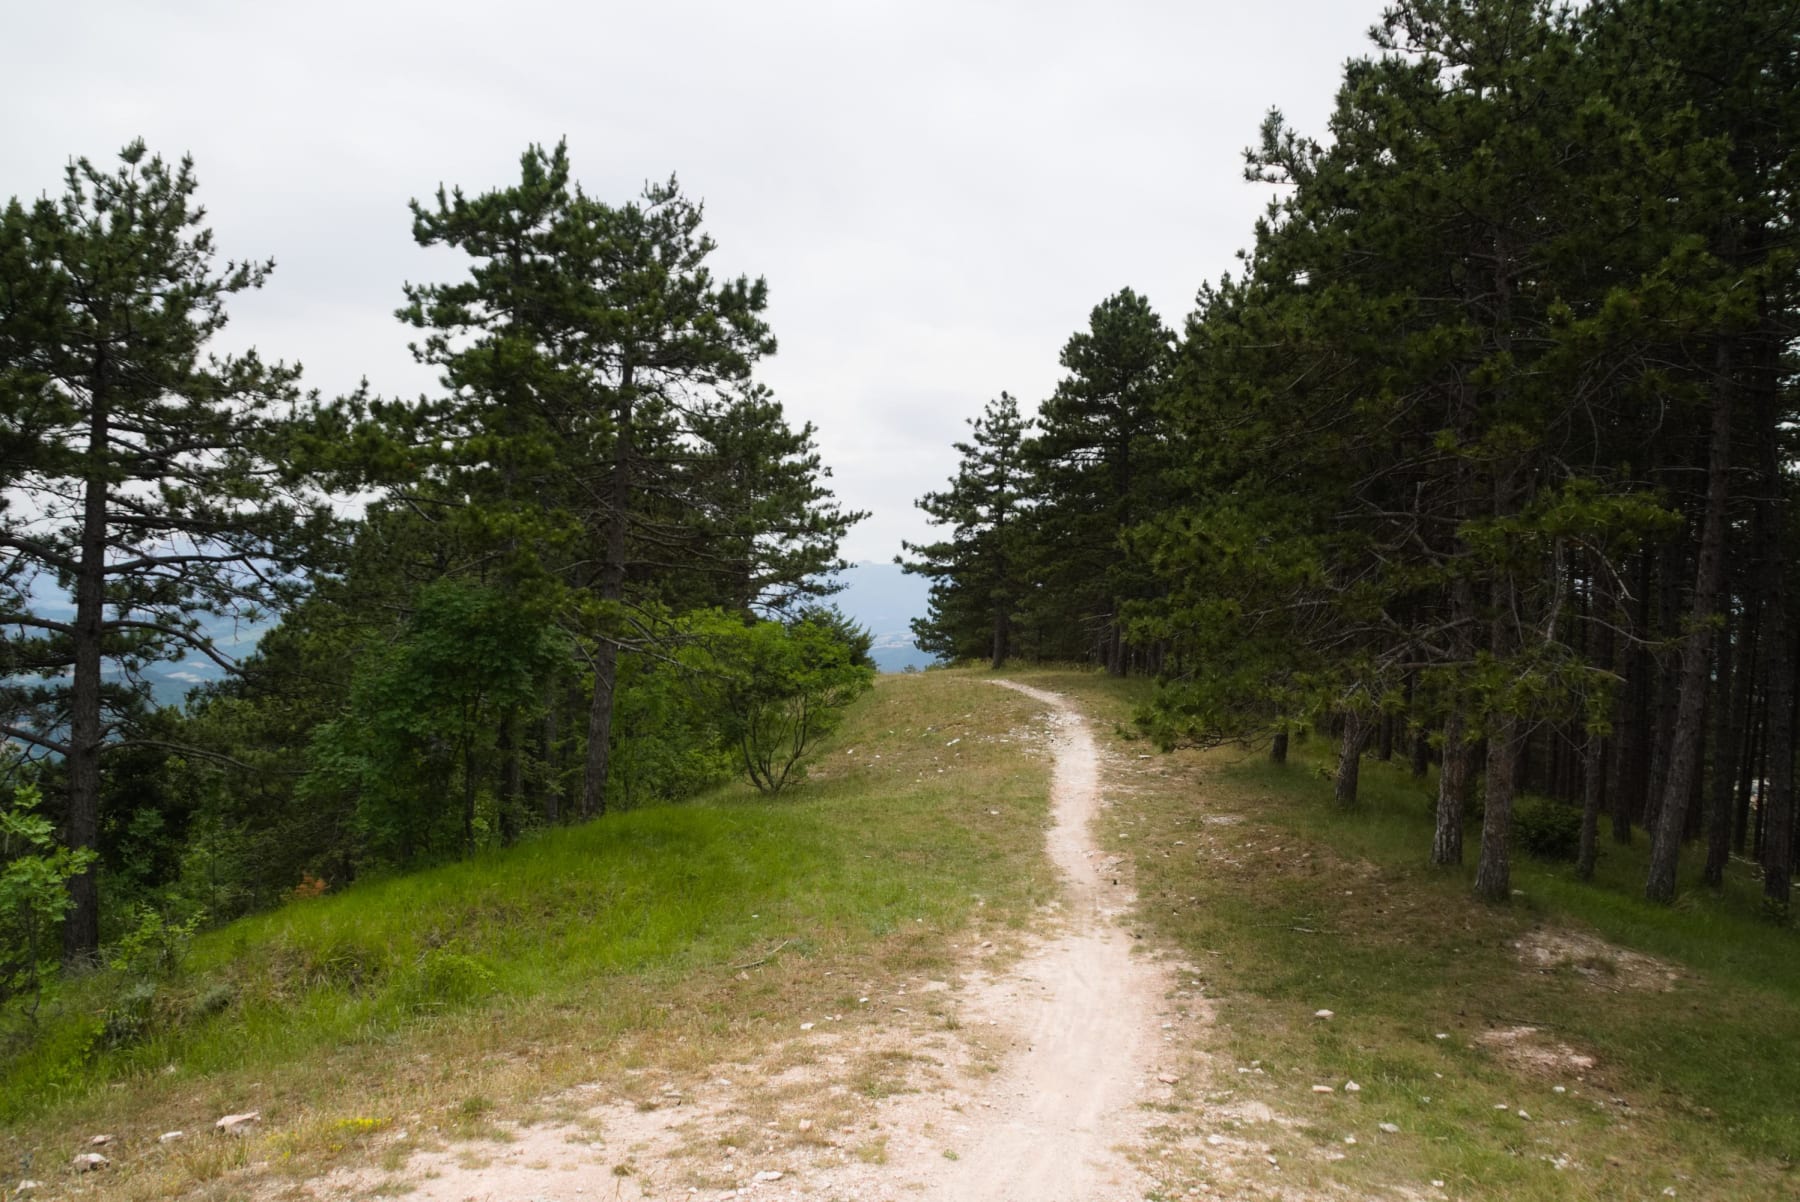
[1515,927,1681,992]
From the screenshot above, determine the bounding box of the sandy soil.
[295,680,1204,1202]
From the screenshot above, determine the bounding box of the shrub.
[1514,796,1582,861]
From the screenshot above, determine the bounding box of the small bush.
[1514,796,1582,861]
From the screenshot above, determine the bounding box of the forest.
[903,0,1798,911]
[0,138,873,1008]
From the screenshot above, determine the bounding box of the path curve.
[917,680,1169,1201]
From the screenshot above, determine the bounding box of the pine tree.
[0,143,331,960]
[900,393,1030,668]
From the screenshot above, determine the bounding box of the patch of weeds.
[855,1135,889,1164]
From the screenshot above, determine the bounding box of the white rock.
[1157,1073,1181,1085]
[215,1110,261,1135]
[799,1022,815,1031]
[16,1181,42,1194]
[1553,1085,1567,1093]
[159,1130,186,1143]
[1311,1085,1334,1094]
[797,1119,813,1132]
[753,1169,783,1182]
[89,1134,113,1146]
[1342,1135,1357,1145]
[1516,1110,1531,1120]
[1343,1081,1362,1092]
[1313,1009,1334,1019]
[72,1153,109,1171]
[1379,1122,1400,1134]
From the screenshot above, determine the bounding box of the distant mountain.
[826,561,938,674]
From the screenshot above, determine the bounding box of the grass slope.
[1015,667,1800,1201]
[1,673,1056,1199]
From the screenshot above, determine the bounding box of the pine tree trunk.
[1704,606,1736,886]
[1270,730,1289,766]
[1753,344,1794,913]
[1433,710,1469,866]
[1334,710,1372,807]
[1411,727,1430,779]
[63,385,110,965]
[1577,728,1606,881]
[1647,357,1734,903]
[1475,713,1521,902]
[582,363,634,819]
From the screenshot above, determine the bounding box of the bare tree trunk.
[1433,710,1469,866]
[1704,603,1737,886]
[63,386,110,965]
[1577,728,1606,881]
[1334,709,1373,807]
[1270,729,1289,766]
[582,363,635,819]
[1647,354,1734,903]
[1475,712,1522,902]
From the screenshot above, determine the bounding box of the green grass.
[1013,666,1800,1200]
[0,672,1057,1198]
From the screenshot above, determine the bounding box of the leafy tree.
[1,781,96,1019]
[686,610,874,794]
[0,143,332,960]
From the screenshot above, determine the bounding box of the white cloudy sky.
[3,0,1378,564]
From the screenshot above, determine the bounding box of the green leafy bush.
[1514,796,1583,861]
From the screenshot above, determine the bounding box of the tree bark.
[1647,352,1734,903]
[1577,728,1606,881]
[1270,729,1289,766]
[1433,710,1469,866]
[582,362,635,819]
[1474,712,1521,902]
[1334,709,1373,807]
[1703,603,1737,886]
[63,362,110,965]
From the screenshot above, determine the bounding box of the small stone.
[800,1022,815,1031]
[753,1169,784,1182]
[16,1181,43,1194]
[1553,1085,1567,1094]
[1494,1103,1511,1110]
[72,1153,109,1172]
[797,1119,813,1132]
[1342,1135,1357,1145]
[216,1110,261,1135]
[1516,1110,1531,1120]
[1157,1073,1181,1085]
[1379,1122,1400,1134]
[1265,1155,1278,1166]
[1312,1085,1334,1094]
[1343,1081,1361,1093]
[159,1130,186,1143]
[1432,1181,1446,1189]
[1206,1134,1225,1146]
[89,1134,113,1146]
[1435,1032,1449,1040]
[1314,1009,1334,1019]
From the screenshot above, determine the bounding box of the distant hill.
[827,561,938,674]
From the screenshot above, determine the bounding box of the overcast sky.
[3,0,1379,566]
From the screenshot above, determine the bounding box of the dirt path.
[919,680,1172,1201]
[302,681,1190,1202]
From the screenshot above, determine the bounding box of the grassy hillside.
[1014,668,1800,1201]
[1,672,1057,1198]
